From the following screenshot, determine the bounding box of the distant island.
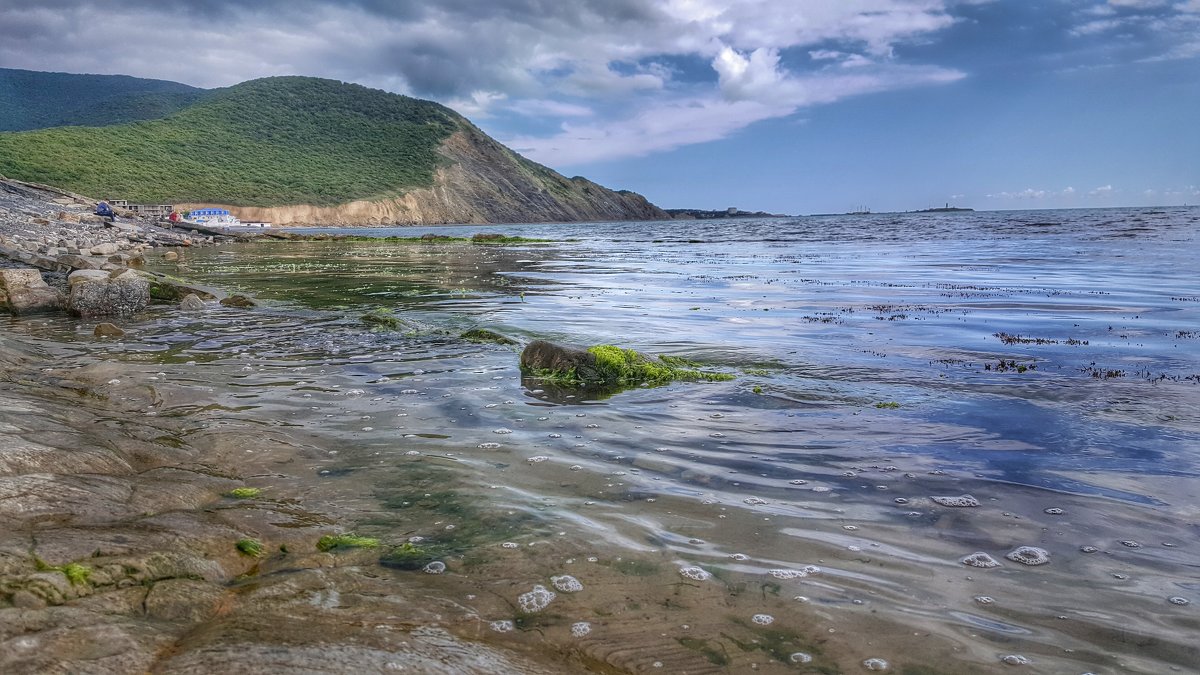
[914,204,974,213]
[665,207,790,220]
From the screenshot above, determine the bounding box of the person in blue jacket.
[95,199,116,222]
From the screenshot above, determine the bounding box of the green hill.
[0,72,666,224]
[0,76,455,206]
[0,68,207,132]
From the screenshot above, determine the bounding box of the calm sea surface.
[11,207,1200,672]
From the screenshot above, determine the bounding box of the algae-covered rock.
[362,309,403,329]
[461,328,517,345]
[520,340,733,389]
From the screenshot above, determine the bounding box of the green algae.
[316,533,380,552]
[361,308,402,329]
[225,487,262,499]
[461,328,517,345]
[61,563,92,586]
[589,345,734,386]
[236,538,264,557]
[874,401,901,409]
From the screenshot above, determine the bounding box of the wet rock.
[179,294,205,311]
[0,268,64,314]
[519,340,603,382]
[94,323,125,338]
[461,328,518,345]
[135,271,216,302]
[67,269,150,317]
[161,250,179,262]
[219,294,255,308]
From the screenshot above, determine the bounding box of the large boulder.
[67,269,150,317]
[0,268,64,314]
[519,340,603,382]
[89,242,120,256]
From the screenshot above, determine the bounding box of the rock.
[94,323,125,338]
[220,294,255,308]
[89,242,120,256]
[58,210,81,223]
[519,340,603,382]
[461,328,517,345]
[180,294,205,311]
[57,254,101,270]
[31,217,50,225]
[135,271,216,302]
[0,268,64,314]
[161,251,179,262]
[67,268,150,317]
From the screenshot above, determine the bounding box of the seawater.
[8,207,1199,673]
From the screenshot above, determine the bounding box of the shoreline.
[0,178,569,673]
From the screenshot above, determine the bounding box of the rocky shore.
[0,178,562,673]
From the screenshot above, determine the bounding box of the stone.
[220,294,255,308]
[57,254,101,270]
[94,323,125,338]
[90,242,120,256]
[67,268,150,317]
[180,294,205,311]
[519,340,603,382]
[0,268,64,314]
[31,217,50,225]
[161,250,179,262]
[58,210,81,223]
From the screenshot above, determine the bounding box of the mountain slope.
[0,74,665,224]
[0,68,207,132]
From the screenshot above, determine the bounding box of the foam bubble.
[730,553,750,561]
[751,613,774,625]
[527,456,550,463]
[1080,545,1099,553]
[571,622,591,638]
[960,552,1001,568]
[679,566,711,581]
[1120,540,1142,548]
[743,497,767,505]
[1005,546,1050,566]
[551,575,584,593]
[863,657,890,671]
[1043,507,1064,515]
[769,566,820,579]
[518,585,557,613]
[843,525,859,531]
[789,479,807,485]
[422,561,446,574]
[477,442,501,449]
[493,428,513,434]
[789,652,813,664]
[812,486,831,493]
[1168,596,1190,606]
[930,494,980,507]
[502,542,519,549]
[1000,654,1030,665]
[974,596,996,605]
[489,620,514,633]
[894,498,909,504]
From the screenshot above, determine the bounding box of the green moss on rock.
[317,533,380,552]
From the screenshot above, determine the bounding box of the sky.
[1,0,1197,214]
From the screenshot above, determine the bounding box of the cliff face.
[182,123,667,226]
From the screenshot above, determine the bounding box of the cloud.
[0,0,975,165]
[1089,184,1115,196]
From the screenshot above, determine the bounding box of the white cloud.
[1089,184,1115,196]
[0,0,976,166]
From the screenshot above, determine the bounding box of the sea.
[7,207,1199,673]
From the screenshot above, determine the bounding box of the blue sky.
[1,0,1197,213]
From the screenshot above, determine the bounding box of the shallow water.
[8,207,1200,673]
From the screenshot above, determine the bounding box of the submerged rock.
[0,268,63,314]
[179,293,205,311]
[519,340,734,389]
[461,327,517,345]
[219,294,255,308]
[93,323,125,338]
[66,269,149,317]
